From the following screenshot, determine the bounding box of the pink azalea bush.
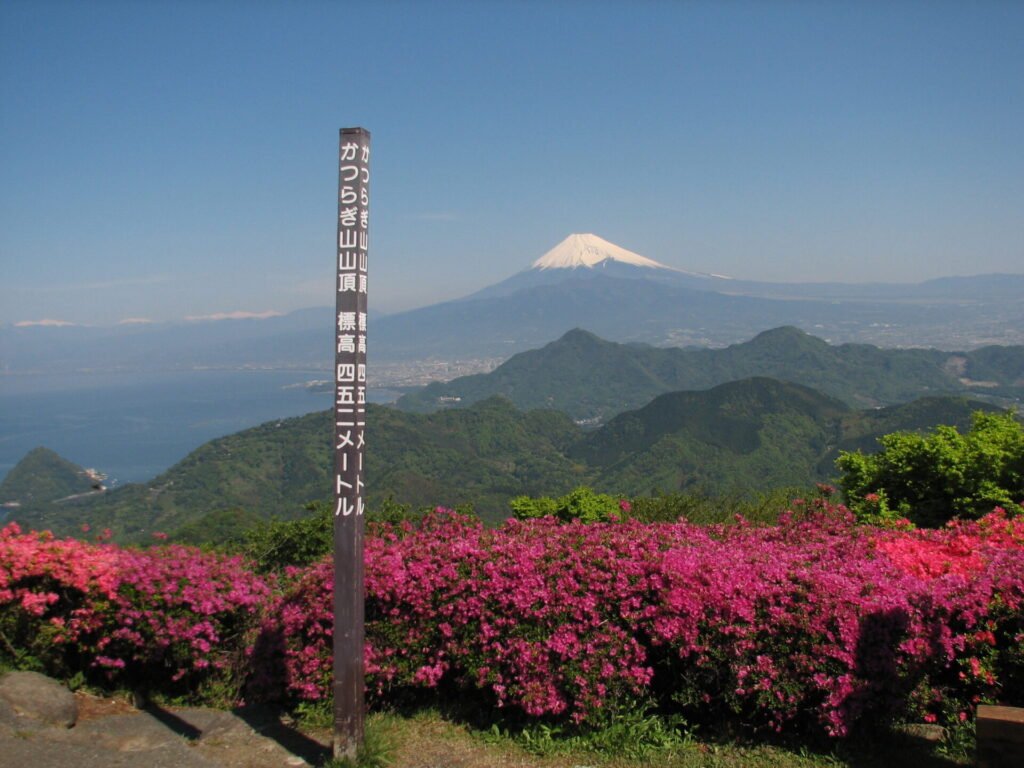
[647,506,1024,735]
[4,502,1023,739]
[260,503,1024,737]
[259,511,657,719]
[0,523,270,697]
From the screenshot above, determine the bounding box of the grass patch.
[319,720,393,768]
[482,708,694,760]
[321,707,975,768]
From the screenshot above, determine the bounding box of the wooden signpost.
[333,126,370,760]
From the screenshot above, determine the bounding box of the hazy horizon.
[3,1,1022,326]
[6,236,1024,331]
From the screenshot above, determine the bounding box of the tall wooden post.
[333,126,370,760]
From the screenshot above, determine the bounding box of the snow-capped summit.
[531,233,672,271]
[463,232,725,304]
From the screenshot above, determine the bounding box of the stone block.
[0,671,78,729]
[977,704,1024,768]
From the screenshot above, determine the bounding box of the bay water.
[0,370,396,486]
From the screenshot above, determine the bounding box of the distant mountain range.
[468,234,1024,304]
[3,234,1022,373]
[374,234,1024,357]
[3,379,1006,539]
[0,307,337,373]
[398,326,1024,421]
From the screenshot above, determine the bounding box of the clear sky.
[2,0,1022,326]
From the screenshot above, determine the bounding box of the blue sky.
[2,0,1021,326]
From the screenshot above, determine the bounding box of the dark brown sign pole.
[333,126,370,760]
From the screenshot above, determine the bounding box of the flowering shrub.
[5,503,1024,739]
[0,523,270,698]
[872,507,1024,580]
[259,503,1024,737]
[257,510,657,721]
[647,506,1024,735]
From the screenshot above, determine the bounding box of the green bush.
[239,498,455,572]
[627,486,817,525]
[240,502,334,572]
[510,486,827,526]
[837,410,1024,527]
[510,486,623,523]
[170,507,262,547]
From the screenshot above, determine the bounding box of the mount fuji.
[531,233,682,271]
[5,234,1019,373]
[372,233,1024,359]
[372,232,762,358]
[464,233,729,301]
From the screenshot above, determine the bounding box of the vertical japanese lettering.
[333,127,370,760]
[335,127,369,519]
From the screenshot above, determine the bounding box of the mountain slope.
[0,447,99,512]
[375,273,820,358]
[5,235,1022,374]
[7,399,585,537]
[573,378,852,495]
[398,327,1024,420]
[531,233,676,270]
[7,380,1007,540]
[373,235,1024,357]
[577,382,1004,498]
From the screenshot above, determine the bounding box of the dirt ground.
[61,696,585,768]
[3,690,969,768]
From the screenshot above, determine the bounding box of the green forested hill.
[832,395,1011,459]
[365,397,586,513]
[0,447,99,512]
[6,380,1008,541]
[5,413,334,539]
[397,327,1024,420]
[572,378,851,495]
[576,382,1005,497]
[7,399,586,539]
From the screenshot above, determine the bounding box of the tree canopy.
[837,411,1024,527]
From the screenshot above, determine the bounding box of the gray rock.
[0,671,78,728]
[172,707,255,742]
[0,735,220,768]
[0,693,328,768]
[893,722,947,743]
[70,712,186,752]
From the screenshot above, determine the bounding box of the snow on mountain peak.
[531,234,672,271]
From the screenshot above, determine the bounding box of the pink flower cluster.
[263,505,1024,736]
[260,511,656,720]
[0,523,270,694]
[874,507,1024,580]
[4,503,1023,738]
[648,508,1024,735]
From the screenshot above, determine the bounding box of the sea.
[0,370,399,486]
